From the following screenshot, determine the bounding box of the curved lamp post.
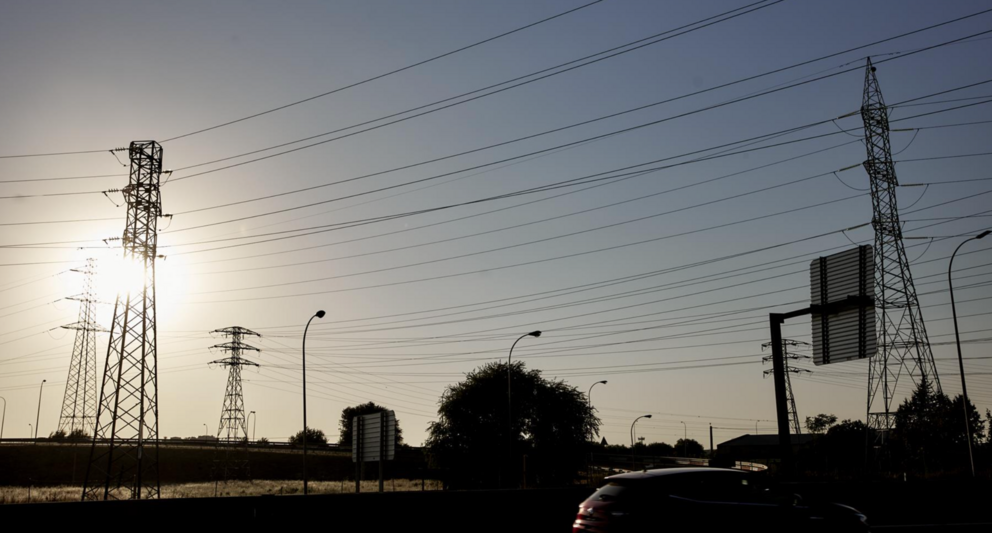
[1,396,7,443]
[680,421,687,457]
[507,330,540,487]
[303,309,325,495]
[949,229,989,478]
[630,414,652,449]
[248,411,256,443]
[587,381,607,441]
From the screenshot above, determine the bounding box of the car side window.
[669,473,760,504]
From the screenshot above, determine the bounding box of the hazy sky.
[1,0,991,449]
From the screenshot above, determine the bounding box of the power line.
[154,91,992,239]
[184,194,866,301]
[159,0,608,143]
[164,1,784,175]
[163,5,991,184]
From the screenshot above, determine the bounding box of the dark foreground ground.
[0,478,989,531]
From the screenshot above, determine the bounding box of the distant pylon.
[762,339,812,436]
[209,326,261,482]
[860,59,940,440]
[58,258,107,436]
[83,141,165,501]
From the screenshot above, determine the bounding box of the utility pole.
[83,141,165,501]
[762,339,812,436]
[58,259,106,437]
[860,59,940,446]
[209,326,261,482]
[709,424,713,456]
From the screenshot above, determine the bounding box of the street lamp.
[34,380,46,440]
[507,330,540,487]
[203,423,208,437]
[0,396,6,443]
[630,414,652,449]
[303,309,326,496]
[680,421,687,457]
[248,411,257,443]
[949,229,989,478]
[587,381,607,441]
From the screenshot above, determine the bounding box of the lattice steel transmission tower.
[762,339,811,436]
[209,327,261,481]
[860,59,941,439]
[83,141,165,501]
[58,259,107,436]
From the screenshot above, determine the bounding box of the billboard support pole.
[769,313,793,474]
[379,411,385,493]
[769,295,873,477]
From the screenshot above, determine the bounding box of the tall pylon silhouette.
[83,141,165,501]
[58,258,107,436]
[860,59,940,441]
[209,326,261,482]
[763,339,812,436]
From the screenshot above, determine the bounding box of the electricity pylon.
[83,141,165,501]
[58,259,106,436]
[763,339,812,436]
[860,59,940,440]
[210,326,261,482]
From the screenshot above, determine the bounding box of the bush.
[289,428,327,446]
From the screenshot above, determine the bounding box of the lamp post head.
[977,230,991,240]
[528,330,541,338]
[644,414,652,419]
[42,380,46,383]
[598,380,608,385]
[315,310,326,319]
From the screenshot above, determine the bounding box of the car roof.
[604,467,747,482]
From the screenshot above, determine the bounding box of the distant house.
[716,434,814,462]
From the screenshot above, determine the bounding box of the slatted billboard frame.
[810,245,875,365]
[352,410,396,463]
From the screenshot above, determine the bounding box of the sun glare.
[97,256,149,302]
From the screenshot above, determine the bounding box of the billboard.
[352,410,396,462]
[810,245,875,365]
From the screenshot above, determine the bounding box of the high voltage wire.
[151,97,992,242]
[161,5,990,187]
[308,281,992,365]
[180,193,990,305]
[271,233,991,357]
[0,0,607,159]
[177,166,849,269]
[298,254,992,343]
[158,0,608,143]
[249,234,991,334]
[184,140,860,267]
[180,191,987,307]
[163,1,785,180]
[184,194,868,302]
[157,65,992,238]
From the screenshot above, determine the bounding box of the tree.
[425,361,599,488]
[643,441,675,456]
[805,414,838,435]
[892,376,984,475]
[257,437,270,446]
[674,438,705,458]
[338,401,404,448]
[289,427,328,446]
[68,428,90,442]
[48,429,67,441]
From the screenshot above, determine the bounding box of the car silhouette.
[572,467,869,532]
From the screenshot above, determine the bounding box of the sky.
[1,0,991,449]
